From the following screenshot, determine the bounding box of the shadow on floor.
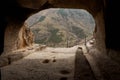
[74,48,96,80]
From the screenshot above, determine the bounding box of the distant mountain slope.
[26,8,95,47]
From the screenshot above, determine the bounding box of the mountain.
[26,8,95,47]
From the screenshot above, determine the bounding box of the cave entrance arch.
[1,0,106,55]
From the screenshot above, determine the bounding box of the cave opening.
[25,8,95,48]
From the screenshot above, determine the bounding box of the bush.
[39,16,46,22]
[48,28,63,44]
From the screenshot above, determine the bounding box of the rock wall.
[94,10,106,54]
[0,16,6,55]
[4,22,34,54]
[17,23,34,49]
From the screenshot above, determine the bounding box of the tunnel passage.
[0,0,107,54]
[105,0,120,50]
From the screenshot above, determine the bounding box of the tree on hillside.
[48,28,62,47]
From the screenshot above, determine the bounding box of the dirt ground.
[1,47,77,80]
[1,41,120,80]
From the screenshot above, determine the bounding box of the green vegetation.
[71,26,86,39]
[35,38,46,44]
[31,28,40,34]
[34,28,63,47]
[29,16,46,27]
[58,9,67,17]
[48,28,63,44]
[39,16,46,22]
